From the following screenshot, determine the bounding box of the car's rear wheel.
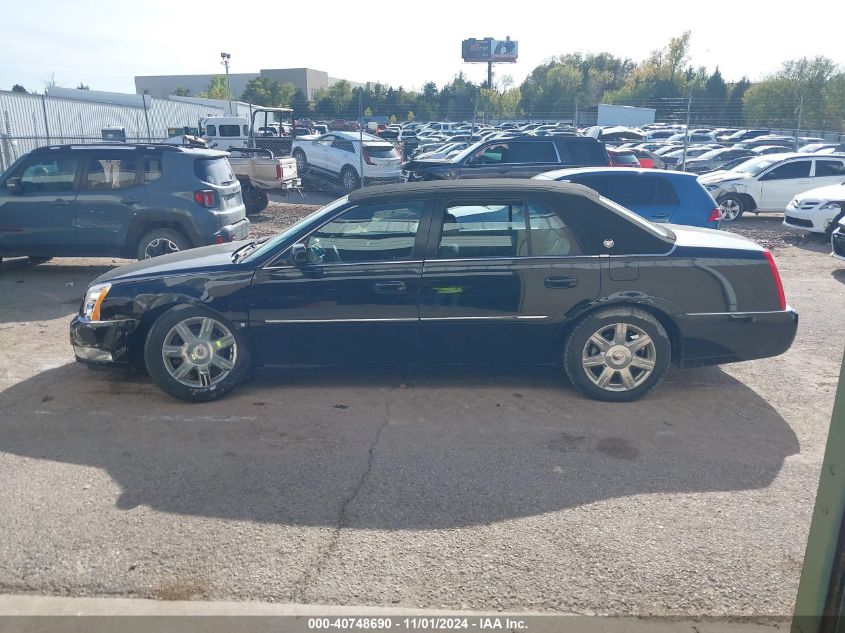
[144,305,251,402]
[136,228,190,260]
[564,307,670,402]
[717,194,746,221]
[242,183,269,215]
[340,166,360,193]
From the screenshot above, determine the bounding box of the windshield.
[730,156,779,176]
[242,196,349,262]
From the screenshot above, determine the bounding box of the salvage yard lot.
[0,208,841,616]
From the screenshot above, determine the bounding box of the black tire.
[143,304,251,402]
[136,228,190,261]
[28,256,52,264]
[292,149,308,175]
[717,194,746,222]
[242,183,269,215]
[563,307,671,403]
[339,166,360,193]
[824,210,845,240]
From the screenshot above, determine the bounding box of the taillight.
[194,190,215,208]
[276,164,283,179]
[362,148,374,165]
[708,208,722,223]
[763,250,786,310]
[214,235,224,244]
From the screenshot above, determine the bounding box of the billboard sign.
[462,37,518,63]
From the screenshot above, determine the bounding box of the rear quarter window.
[194,158,236,185]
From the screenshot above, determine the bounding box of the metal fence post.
[142,92,152,142]
[358,93,364,190]
[41,94,51,145]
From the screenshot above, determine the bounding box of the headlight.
[821,202,842,211]
[82,283,111,321]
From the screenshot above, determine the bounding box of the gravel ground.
[0,207,841,616]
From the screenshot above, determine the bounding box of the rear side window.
[572,174,679,208]
[219,125,242,137]
[144,157,162,182]
[194,158,236,185]
[815,160,845,177]
[560,140,608,166]
[508,141,557,164]
[83,154,139,190]
[18,155,79,193]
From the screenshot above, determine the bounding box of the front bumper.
[675,308,798,368]
[832,228,845,261]
[70,315,139,366]
[213,217,251,244]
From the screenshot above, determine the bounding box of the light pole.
[220,52,232,114]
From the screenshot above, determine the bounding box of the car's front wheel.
[717,194,746,221]
[563,307,670,402]
[144,305,251,402]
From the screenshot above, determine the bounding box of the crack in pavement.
[294,400,392,602]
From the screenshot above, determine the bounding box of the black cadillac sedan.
[70,180,797,403]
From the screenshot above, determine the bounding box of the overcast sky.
[2,0,844,95]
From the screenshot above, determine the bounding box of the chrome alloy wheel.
[581,322,657,392]
[143,238,181,259]
[719,198,742,221]
[161,316,237,388]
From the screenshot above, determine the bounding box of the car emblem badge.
[603,238,615,249]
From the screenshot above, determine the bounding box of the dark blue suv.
[0,144,250,263]
[535,167,721,228]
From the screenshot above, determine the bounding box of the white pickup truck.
[225,148,301,214]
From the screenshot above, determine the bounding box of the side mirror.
[5,177,21,194]
[290,243,308,266]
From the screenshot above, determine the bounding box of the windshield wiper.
[231,241,257,263]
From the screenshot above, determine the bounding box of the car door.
[0,152,80,256]
[460,142,511,178]
[503,141,560,177]
[75,150,148,256]
[248,198,432,366]
[308,134,334,171]
[758,159,812,209]
[419,194,601,365]
[812,158,845,188]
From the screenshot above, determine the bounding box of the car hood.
[93,242,245,285]
[697,171,751,186]
[793,182,845,202]
[669,225,763,252]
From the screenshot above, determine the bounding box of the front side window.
[305,202,423,264]
[18,155,79,193]
[243,125,249,136]
[205,124,217,137]
[763,161,811,180]
[815,160,845,177]
[473,143,509,164]
[83,155,139,190]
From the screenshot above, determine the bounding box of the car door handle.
[51,199,72,206]
[121,197,141,205]
[651,212,669,219]
[545,276,578,289]
[373,281,407,294]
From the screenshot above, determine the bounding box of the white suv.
[291,132,402,193]
[699,153,845,221]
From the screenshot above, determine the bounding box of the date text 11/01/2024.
[307,617,528,630]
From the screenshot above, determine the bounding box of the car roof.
[347,178,601,202]
[30,143,228,158]
[537,166,699,180]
